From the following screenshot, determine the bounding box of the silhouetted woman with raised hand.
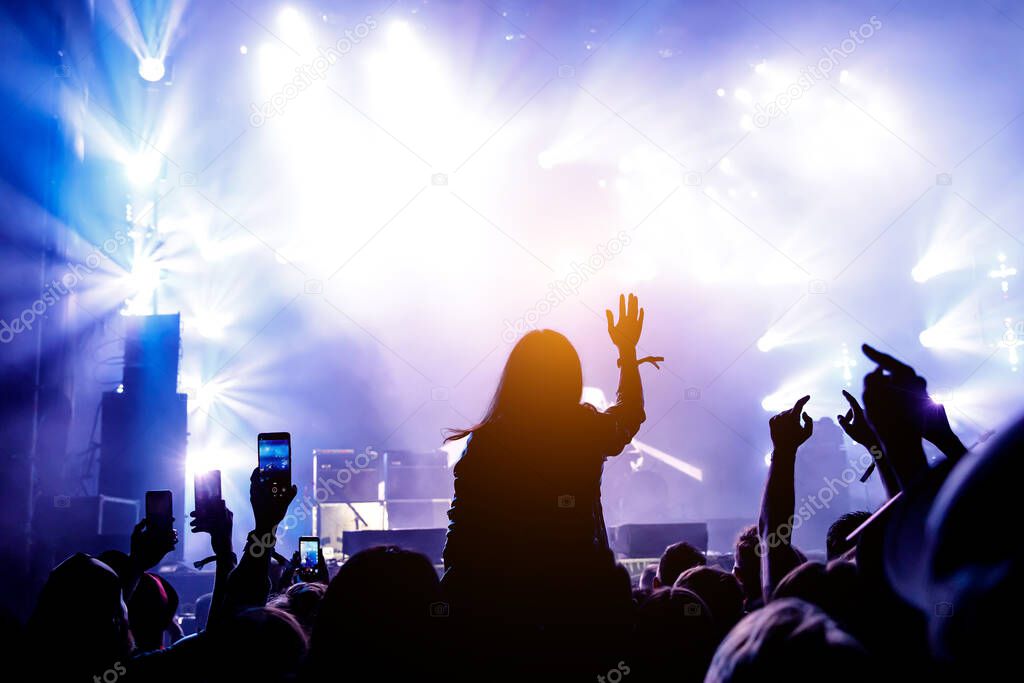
[442,293,660,625]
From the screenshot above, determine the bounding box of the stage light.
[186,448,220,472]
[988,253,1017,295]
[918,326,947,349]
[129,254,162,292]
[240,45,248,55]
[120,251,162,316]
[734,88,752,104]
[631,439,703,482]
[125,151,163,186]
[912,248,962,283]
[754,61,767,75]
[757,331,784,352]
[138,57,166,82]
[916,297,988,354]
[716,88,726,97]
[388,20,414,43]
[278,7,314,49]
[195,312,227,339]
[195,383,219,412]
[764,452,772,466]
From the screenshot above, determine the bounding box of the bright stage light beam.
[138,57,166,82]
[757,330,785,352]
[278,7,314,50]
[125,151,163,186]
[918,326,942,349]
[630,439,703,482]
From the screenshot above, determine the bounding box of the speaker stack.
[98,314,187,559]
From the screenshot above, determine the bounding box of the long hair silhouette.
[445,329,583,442]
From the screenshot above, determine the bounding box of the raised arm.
[759,395,813,602]
[860,345,967,489]
[123,518,178,601]
[221,469,297,618]
[837,389,901,498]
[189,499,235,631]
[593,293,662,455]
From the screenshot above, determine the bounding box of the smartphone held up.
[194,469,222,516]
[258,432,292,498]
[145,489,173,535]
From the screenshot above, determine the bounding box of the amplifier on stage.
[609,522,709,559]
[384,449,453,500]
[312,448,381,503]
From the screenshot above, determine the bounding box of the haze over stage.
[0,0,1021,563]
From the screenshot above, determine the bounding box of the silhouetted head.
[706,598,870,682]
[826,511,870,560]
[893,411,1024,670]
[446,330,582,440]
[313,546,440,639]
[773,560,864,640]
[268,581,326,636]
[310,546,442,677]
[27,553,132,679]
[674,566,744,638]
[732,525,761,606]
[127,572,179,651]
[656,541,706,588]
[194,592,212,632]
[209,606,307,682]
[639,563,659,591]
[634,587,716,682]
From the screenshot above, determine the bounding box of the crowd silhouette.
[13,293,1020,681]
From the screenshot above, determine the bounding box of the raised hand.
[922,401,968,460]
[130,518,178,571]
[606,293,644,351]
[250,467,297,534]
[860,344,936,486]
[278,551,301,590]
[769,395,814,455]
[861,345,930,442]
[861,344,967,462]
[190,500,234,557]
[837,389,879,449]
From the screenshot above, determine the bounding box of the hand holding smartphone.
[134,491,177,570]
[257,432,291,499]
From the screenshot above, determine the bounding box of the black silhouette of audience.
[15,294,1019,680]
